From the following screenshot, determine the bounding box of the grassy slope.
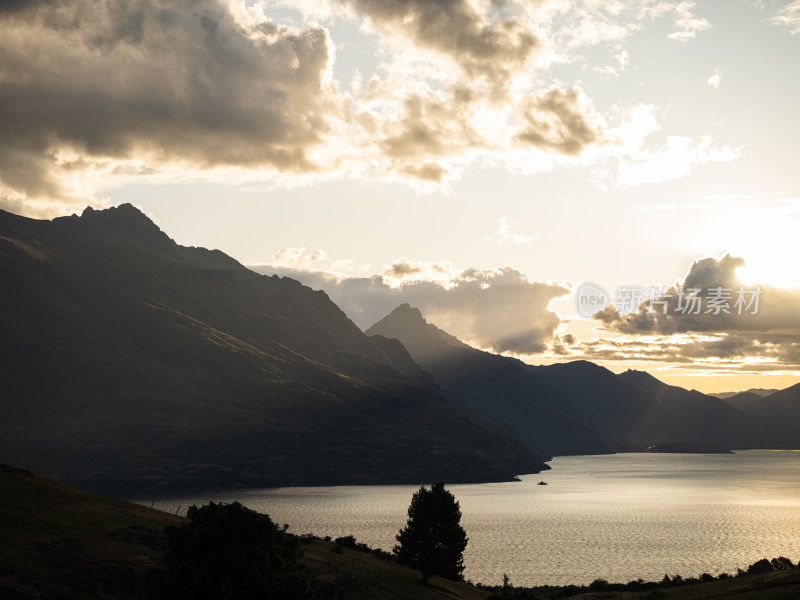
[0,464,182,599]
[301,539,491,600]
[0,464,489,599]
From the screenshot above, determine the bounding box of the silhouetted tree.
[747,558,773,575]
[394,482,468,583]
[771,556,794,571]
[151,501,310,600]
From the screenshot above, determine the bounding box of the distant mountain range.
[709,389,779,400]
[367,305,606,456]
[0,205,544,492]
[2,205,798,495]
[367,305,798,456]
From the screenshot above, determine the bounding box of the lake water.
[138,450,800,587]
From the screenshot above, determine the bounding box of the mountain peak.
[617,369,671,395]
[366,304,473,357]
[79,204,174,250]
[387,303,425,321]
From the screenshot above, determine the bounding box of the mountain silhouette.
[369,305,788,454]
[615,370,775,449]
[722,383,800,444]
[0,205,545,492]
[366,304,607,456]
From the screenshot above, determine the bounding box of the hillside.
[0,464,182,599]
[0,464,492,600]
[722,383,800,444]
[366,305,607,457]
[0,205,545,492]
[368,305,789,454]
[616,370,776,449]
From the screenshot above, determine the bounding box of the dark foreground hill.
[0,464,182,599]
[0,464,492,600]
[0,205,544,492]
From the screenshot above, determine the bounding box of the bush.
[150,501,311,600]
[746,558,773,575]
[771,557,794,571]
[588,578,610,592]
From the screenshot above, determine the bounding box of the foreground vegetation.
[1,464,798,600]
[0,465,489,599]
[479,560,800,599]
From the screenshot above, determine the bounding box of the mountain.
[722,384,800,444]
[615,370,775,449]
[525,361,660,450]
[367,305,787,454]
[710,388,779,400]
[0,205,546,492]
[365,305,607,456]
[715,391,764,412]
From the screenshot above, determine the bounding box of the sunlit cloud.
[485,218,537,245]
[707,68,722,89]
[252,257,569,354]
[0,0,741,217]
[766,0,800,34]
[586,254,800,368]
[667,1,712,41]
[594,135,744,188]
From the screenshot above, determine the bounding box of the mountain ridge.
[368,304,795,454]
[0,205,546,492]
[366,306,608,457]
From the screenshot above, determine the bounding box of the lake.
[137,450,800,587]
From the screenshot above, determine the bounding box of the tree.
[151,501,311,600]
[393,482,468,583]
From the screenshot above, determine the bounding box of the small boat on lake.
[537,480,548,485]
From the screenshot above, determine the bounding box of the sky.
[2,0,799,392]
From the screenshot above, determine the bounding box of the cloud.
[513,87,608,155]
[257,250,800,370]
[0,0,342,216]
[578,333,800,371]
[252,257,569,354]
[594,135,744,188]
[667,1,711,41]
[0,0,739,216]
[707,68,722,89]
[766,0,800,34]
[585,254,800,368]
[338,0,539,86]
[484,218,537,245]
[271,247,329,269]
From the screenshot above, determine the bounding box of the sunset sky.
[2,0,799,392]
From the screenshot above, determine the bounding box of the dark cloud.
[514,87,607,155]
[0,0,340,214]
[579,331,800,371]
[595,254,800,335]
[587,254,800,368]
[340,0,538,83]
[0,0,693,214]
[253,260,569,355]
